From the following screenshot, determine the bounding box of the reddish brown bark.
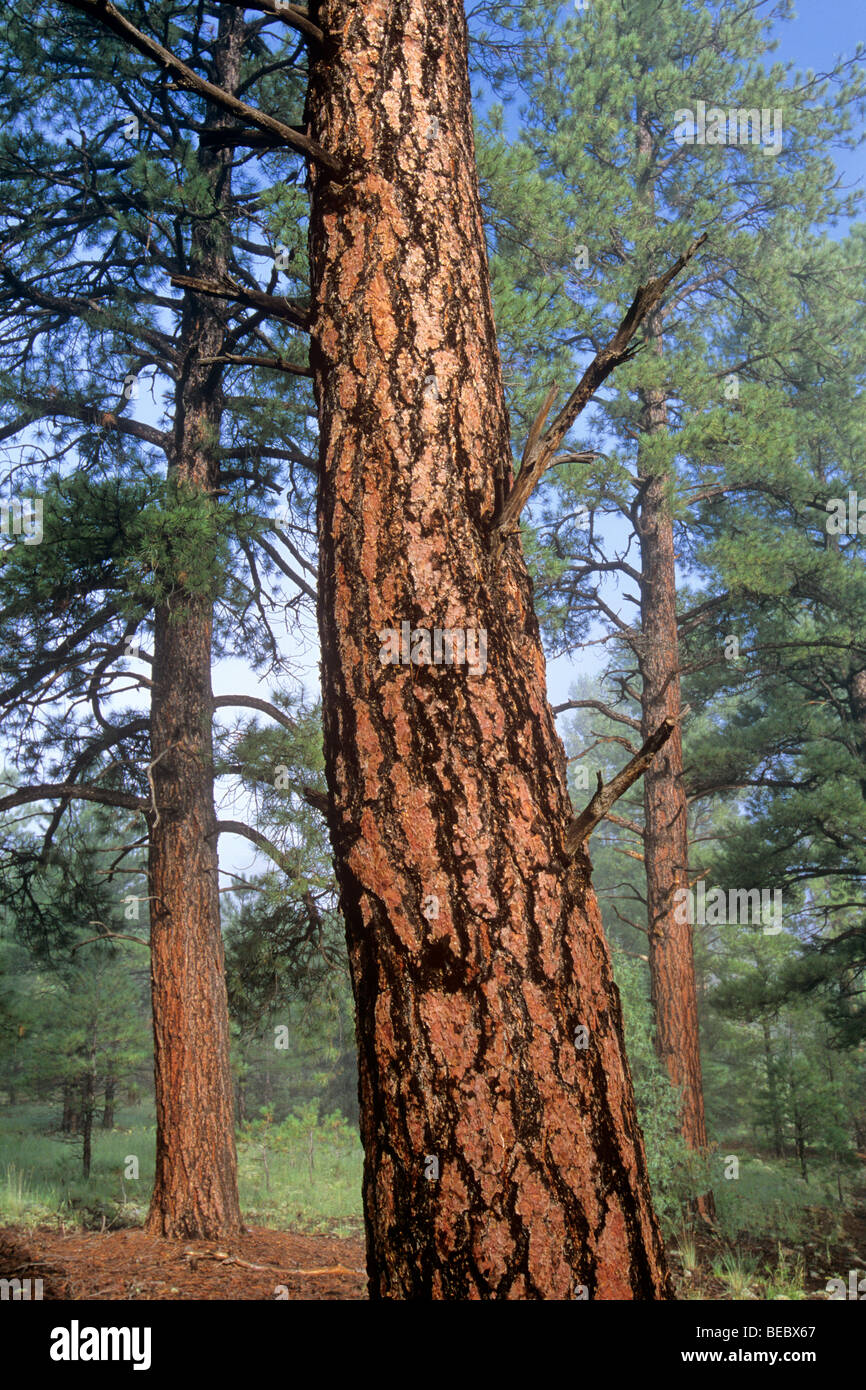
[307,0,671,1298]
[145,11,242,1239]
[637,357,711,1197]
[629,114,710,1206]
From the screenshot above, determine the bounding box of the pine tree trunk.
[102,1073,115,1131]
[145,12,242,1240]
[61,1081,78,1135]
[794,1121,808,1183]
[631,114,710,1205]
[235,1072,247,1127]
[307,0,671,1299]
[846,666,866,798]
[638,346,711,1212]
[81,1087,93,1181]
[81,1028,97,1180]
[760,1017,784,1157]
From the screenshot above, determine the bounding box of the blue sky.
[773,0,864,85]
[769,0,865,187]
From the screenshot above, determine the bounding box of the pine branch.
[5,396,170,453]
[198,127,289,150]
[70,930,150,951]
[254,532,317,601]
[0,260,180,366]
[0,783,148,816]
[214,819,297,873]
[220,0,323,45]
[57,0,343,177]
[170,273,310,330]
[212,694,297,731]
[0,604,123,711]
[552,697,642,731]
[199,351,312,377]
[565,718,676,851]
[302,786,330,816]
[490,234,707,554]
[606,812,646,838]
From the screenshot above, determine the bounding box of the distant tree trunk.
[638,343,712,1218]
[8,1028,22,1105]
[235,1074,247,1127]
[632,113,710,1217]
[81,1083,94,1180]
[61,1081,79,1135]
[102,1073,116,1131]
[145,11,242,1240]
[307,0,671,1299]
[846,665,866,799]
[794,1118,808,1183]
[760,1017,784,1157]
[81,1026,97,1179]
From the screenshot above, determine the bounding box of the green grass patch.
[0,1101,364,1235]
[237,1102,363,1236]
[0,1103,154,1228]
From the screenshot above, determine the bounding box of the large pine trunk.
[638,371,711,1197]
[307,0,671,1299]
[145,13,242,1239]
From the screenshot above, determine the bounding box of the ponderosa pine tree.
[475,0,865,1189]
[0,0,324,1236]
[57,0,721,1296]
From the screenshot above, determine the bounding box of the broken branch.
[565,718,676,851]
[491,234,707,554]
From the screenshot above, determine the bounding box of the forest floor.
[668,1184,866,1300]
[1,1195,864,1298]
[0,1224,367,1300]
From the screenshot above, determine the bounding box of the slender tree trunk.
[81,1025,97,1180]
[81,1085,93,1181]
[145,11,242,1239]
[846,666,866,798]
[637,336,711,1212]
[102,1073,115,1131]
[61,1080,78,1135]
[794,1118,808,1183]
[760,1016,784,1157]
[307,0,671,1299]
[235,1071,247,1127]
